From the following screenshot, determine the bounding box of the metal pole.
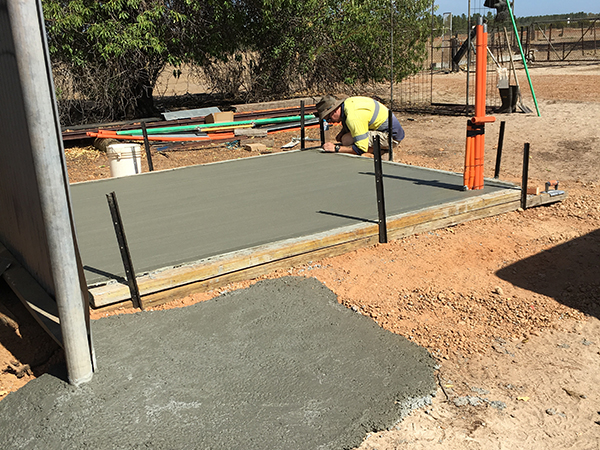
[520,26,524,53]
[7,0,93,385]
[319,117,325,147]
[430,0,435,105]
[373,137,388,244]
[506,0,541,116]
[106,192,143,310]
[466,0,471,115]
[547,24,552,61]
[300,100,305,150]
[494,121,506,178]
[141,122,154,171]
[390,0,394,108]
[389,0,394,162]
[521,143,530,210]
[387,108,394,164]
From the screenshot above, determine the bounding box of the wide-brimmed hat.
[316,95,343,120]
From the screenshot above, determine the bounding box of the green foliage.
[44,0,174,122]
[200,0,432,100]
[44,0,433,123]
[43,0,236,123]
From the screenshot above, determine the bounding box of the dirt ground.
[1,63,600,449]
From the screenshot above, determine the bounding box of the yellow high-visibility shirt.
[341,96,404,154]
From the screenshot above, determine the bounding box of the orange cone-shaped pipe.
[464,21,494,190]
[464,122,473,189]
[473,22,491,189]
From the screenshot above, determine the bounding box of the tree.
[43,0,237,123]
[326,0,432,86]
[44,0,433,124]
[199,0,432,100]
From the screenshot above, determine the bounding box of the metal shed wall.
[0,0,54,292]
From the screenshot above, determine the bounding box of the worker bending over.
[316,95,405,156]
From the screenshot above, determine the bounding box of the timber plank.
[2,265,63,346]
[525,191,568,208]
[90,187,521,309]
[0,243,62,344]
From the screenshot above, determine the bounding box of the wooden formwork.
[89,187,522,311]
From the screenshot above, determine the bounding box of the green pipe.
[506,1,541,116]
[117,115,317,136]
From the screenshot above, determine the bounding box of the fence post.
[520,26,524,51]
[582,22,585,56]
[595,21,597,55]
[547,24,552,61]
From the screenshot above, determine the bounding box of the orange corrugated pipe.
[470,21,495,190]
[474,129,484,189]
[464,122,477,189]
[463,125,471,188]
[468,132,476,189]
[474,24,485,189]
[475,24,486,120]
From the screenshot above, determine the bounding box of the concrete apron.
[0,277,436,449]
[69,149,518,307]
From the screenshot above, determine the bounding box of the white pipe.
[7,0,93,385]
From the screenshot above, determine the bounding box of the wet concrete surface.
[0,277,436,449]
[70,149,514,286]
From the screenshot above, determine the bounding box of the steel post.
[494,121,506,178]
[373,137,388,244]
[521,143,530,210]
[7,0,93,385]
[141,122,154,171]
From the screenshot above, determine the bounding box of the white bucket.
[107,143,142,177]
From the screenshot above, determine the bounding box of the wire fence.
[395,13,600,114]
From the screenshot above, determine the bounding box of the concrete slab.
[69,149,519,307]
[0,277,436,449]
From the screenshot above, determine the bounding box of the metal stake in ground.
[494,121,506,179]
[521,143,530,210]
[387,110,394,162]
[106,191,143,310]
[141,122,154,172]
[319,116,326,147]
[373,136,388,244]
[300,101,305,150]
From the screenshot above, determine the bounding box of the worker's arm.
[322,142,357,154]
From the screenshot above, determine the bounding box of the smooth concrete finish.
[71,149,515,288]
[0,277,436,449]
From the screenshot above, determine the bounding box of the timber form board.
[90,188,521,310]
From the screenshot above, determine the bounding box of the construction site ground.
[1,63,599,449]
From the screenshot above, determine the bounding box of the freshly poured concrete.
[70,149,515,287]
[0,277,436,449]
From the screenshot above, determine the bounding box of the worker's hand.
[322,142,336,152]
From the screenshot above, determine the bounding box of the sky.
[434,0,599,17]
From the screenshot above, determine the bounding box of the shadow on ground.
[0,277,436,450]
[496,229,600,319]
